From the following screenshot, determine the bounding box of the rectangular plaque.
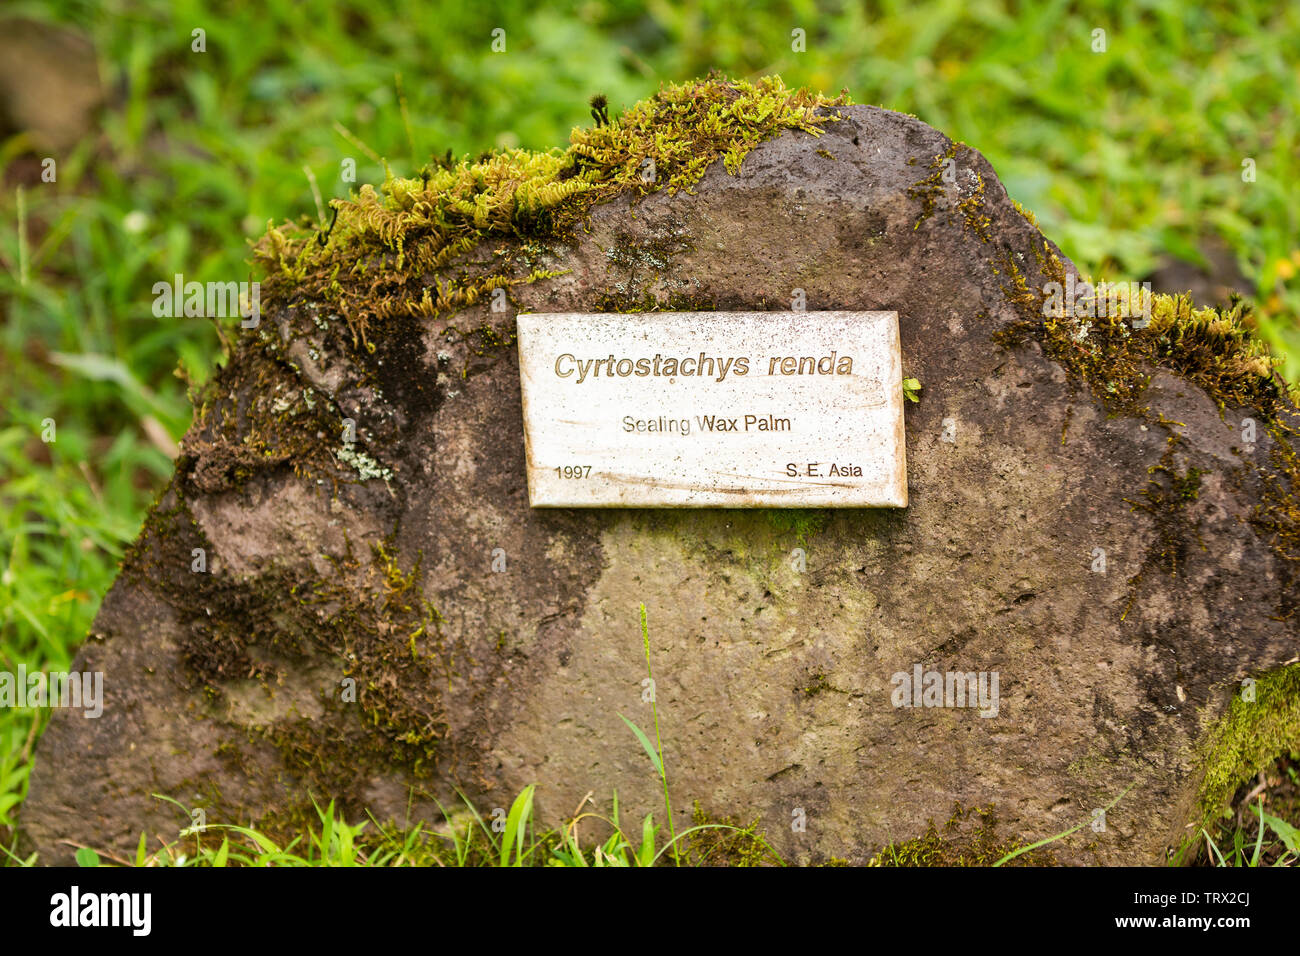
[515,311,907,508]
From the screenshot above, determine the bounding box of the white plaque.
[515,311,907,508]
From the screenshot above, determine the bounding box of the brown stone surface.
[0,19,102,152]
[22,104,1298,864]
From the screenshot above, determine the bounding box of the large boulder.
[23,77,1299,864]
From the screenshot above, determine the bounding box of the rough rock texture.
[23,103,1298,865]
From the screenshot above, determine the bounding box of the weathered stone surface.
[22,102,1298,864]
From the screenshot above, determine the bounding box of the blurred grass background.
[1,0,1298,848]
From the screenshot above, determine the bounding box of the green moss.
[903,142,989,240]
[194,75,853,504]
[869,803,1055,866]
[996,267,1282,416]
[684,802,781,866]
[1011,198,1039,228]
[251,74,850,346]
[765,508,829,544]
[1191,664,1300,831]
[992,244,1300,580]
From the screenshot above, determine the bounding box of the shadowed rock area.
[22,93,1299,865]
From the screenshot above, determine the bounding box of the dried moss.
[1120,435,1208,619]
[990,239,1300,852]
[596,228,708,313]
[996,263,1282,415]
[905,143,957,227]
[868,803,1055,866]
[683,802,782,866]
[121,479,449,838]
[991,244,1300,577]
[957,169,992,242]
[184,340,356,494]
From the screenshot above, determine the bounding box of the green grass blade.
[501,784,535,867]
[618,712,662,776]
[1202,828,1229,867]
[1250,799,1265,867]
[994,781,1135,866]
[1261,810,1300,854]
[637,813,657,867]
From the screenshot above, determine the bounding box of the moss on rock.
[992,243,1299,577]
[990,236,1300,850]
[868,803,1056,866]
[251,74,850,344]
[1190,664,1300,834]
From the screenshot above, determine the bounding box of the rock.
[22,78,1299,865]
[0,19,102,152]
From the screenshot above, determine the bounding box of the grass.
[1171,751,1300,867]
[1191,799,1299,868]
[4,785,782,868]
[2,604,783,866]
[2,0,1300,863]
